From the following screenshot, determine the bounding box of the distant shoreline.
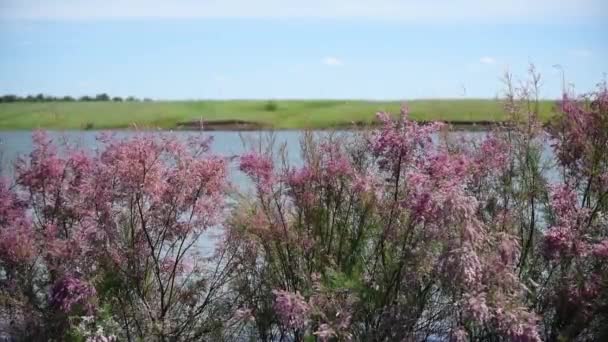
[0,99,556,130]
[179,119,504,131]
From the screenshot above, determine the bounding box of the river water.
[0,130,300,177]
[0,129,557,179]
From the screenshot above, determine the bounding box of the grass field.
[0,99,557,130]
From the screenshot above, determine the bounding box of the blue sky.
[0,0,607,100]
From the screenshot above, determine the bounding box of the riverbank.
[0,99,556,130]
[182,119,519,131]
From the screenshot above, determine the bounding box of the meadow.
[0,99,557,130]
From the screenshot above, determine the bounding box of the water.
[0,130,303,178]
[0,130,556,179]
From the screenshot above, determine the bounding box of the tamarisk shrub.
[484,74,608,340]
[226,107,541,340]
[537,82,608,341]
[1,72,606,341]
[226,73,607,341]
[0,131,233,340]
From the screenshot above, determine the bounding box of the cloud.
[479,56,496,65]
[322,57,343,67]
[0,0,606,21]
[569,49,592,57]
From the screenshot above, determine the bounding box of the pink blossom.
[592,240,608,258]
[50,275,97,314]
[239,152,275,193]
[472,134,511,177]
[272,289,311,329]
[286,166,315,187]
[0,180,36,265]
[494,308,541,342]
[404,151,478,228]
[460,247,483,286]
[0,178,24,221]
[549,184,579,223]
[319,143,353,179]
[466,292,490,323]
[371,105,442,173]
[543,226,573,259]
[3,131,229,339]
[352,172,375,194]
[497,233,520,266]
[0,223,36,265]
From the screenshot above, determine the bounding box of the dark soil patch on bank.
[177,119,528,131]
[176,119,272,131]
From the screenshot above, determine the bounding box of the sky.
[0,0,607,100]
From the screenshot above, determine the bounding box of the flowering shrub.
[538,82,608,341]
[226,73,607,341]
[0,132,232,340]
[227,106,543,340]
[50,275,97,315]
[1,73,607,341]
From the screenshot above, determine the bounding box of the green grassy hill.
[0,99,557,130]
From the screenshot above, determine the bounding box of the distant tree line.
[0,93,154,103]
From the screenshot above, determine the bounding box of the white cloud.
[479,56,496,65]
[0,0,606,21]
[322,56,343,67]
[569,49,592,57]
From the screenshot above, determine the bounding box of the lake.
[0,130,556,179]
[0,130,308,188]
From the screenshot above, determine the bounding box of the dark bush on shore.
[0,94,142,102]
[264,100,278,111]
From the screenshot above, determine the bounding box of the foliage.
[226,71,607,341]
[0,94,133,103]
[0,131,233,340]
[1,72,607,341]
[264,100,279,112]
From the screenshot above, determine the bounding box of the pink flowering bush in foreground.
[1,72,607,341]
[0,132,233,340]
[228,111,541,341]
[227,74,607,341]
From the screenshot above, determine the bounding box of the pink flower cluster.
[1,131,229,340]
[239,152,275,193]
[472,135,511,177]
[272,289,311,329]
[50,275,97,314]
[543,185,589,259]
[592,239,608,258]
[0,180,35,265]
[370,107,442,174]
